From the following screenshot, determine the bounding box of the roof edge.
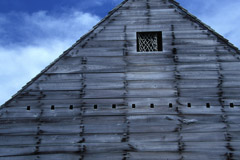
[0,0,129,108]
[169,0,240,53]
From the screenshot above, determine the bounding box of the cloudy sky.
[0,0,240,105]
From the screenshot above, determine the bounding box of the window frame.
[136,31,163,52]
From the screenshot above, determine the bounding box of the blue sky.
[0,0,240,105]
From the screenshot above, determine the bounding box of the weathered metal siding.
[1,0,240,159]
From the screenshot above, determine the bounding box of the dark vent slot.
[51,105,55,110]
[206,103,210,108]
[112,104,116,109]
[173,48,177,54]
[188,103,191,108]
[132,104,136,109]
[150,104,154,108]
[169,103,173,108]
[69,105,73,110]
[94,105,98,110]
[27,106,31,110]
[230,103,234,108]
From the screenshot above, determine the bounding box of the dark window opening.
[169,103,173,108]
[69,105,73,110]
[188,103,191,108]
[51,105,55,110]
[132,104,136,109]
[112,104,116,109]
[27,106,31,110]
[206,103,210,108]
[137,32,162,52]
[230,103,234,108]
[94,105,98,110]
[150,104,155,108]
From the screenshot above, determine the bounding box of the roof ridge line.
[1,0,129,107]
[169,0,240,53]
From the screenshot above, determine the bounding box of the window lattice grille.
[138,32,158,52]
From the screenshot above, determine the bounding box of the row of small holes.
[27,105,73,110]
[26,103,236,110]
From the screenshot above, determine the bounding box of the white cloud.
[0,10,100,105]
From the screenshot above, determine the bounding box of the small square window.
[137,31,162,52]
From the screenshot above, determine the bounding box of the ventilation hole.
[112,104,116,109]
[150,104,154,108]
[172,48,177,54]
[132,104,136,109]
[169,103,173,108]
[27,106,31,110]
[94,105,98,110]
[187,103,191,108]
[69,105,73,110]
[230,103,234,108]
[206,103,210,108]
[51,105,55,110]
